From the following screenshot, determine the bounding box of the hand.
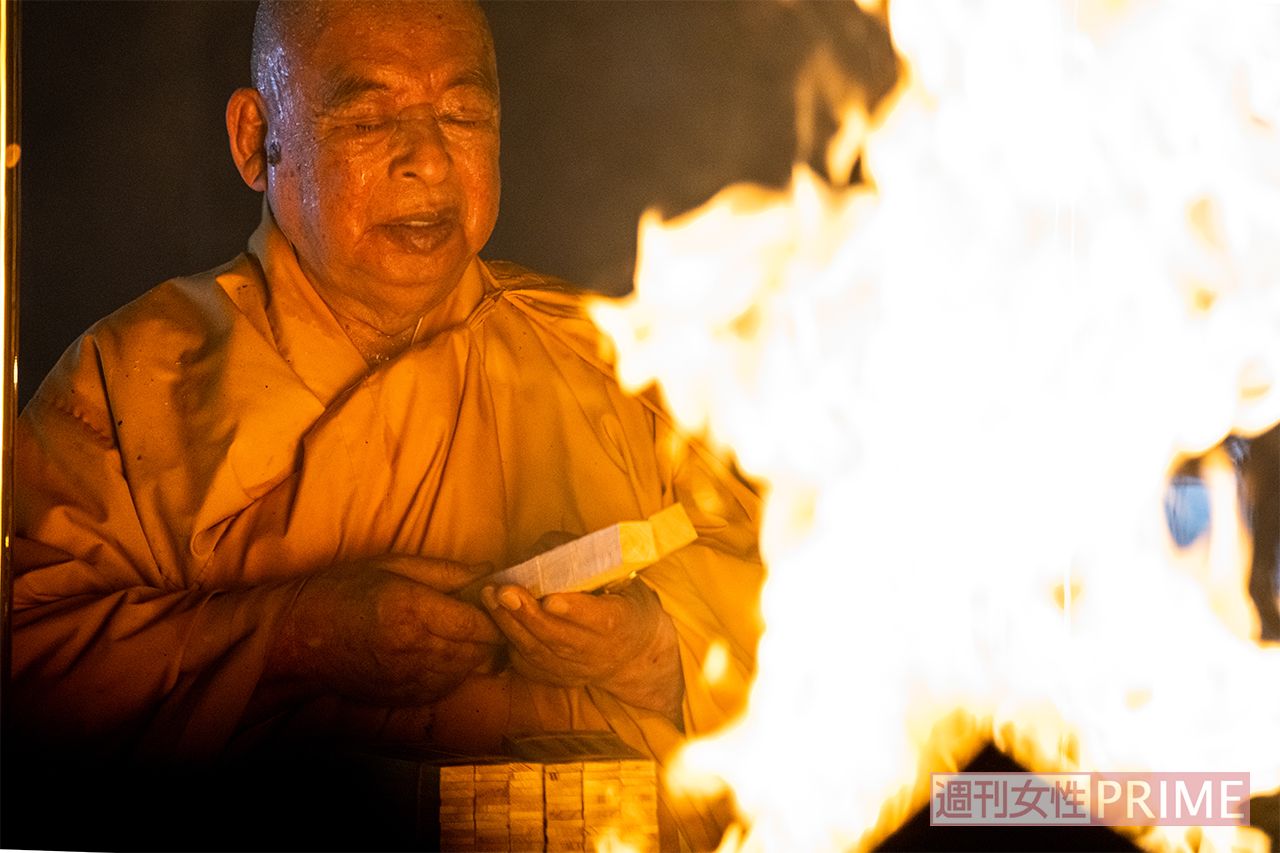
[480,580,683,721]
[264,555,502,706]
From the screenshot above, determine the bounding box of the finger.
[481,586,558,654]
[376,628,501,685]
[486,585,604,654]
[432,600,504,645]
[507,646,589,688]
[378,554,495,593]
[414,637,501,677]
[538,591,632,636]
[391,587,503,645]
[502,627,596,686]
[480,586,590,669]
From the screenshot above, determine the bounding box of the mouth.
[376,209,461,253]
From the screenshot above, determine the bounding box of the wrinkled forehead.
[278,1,498,99]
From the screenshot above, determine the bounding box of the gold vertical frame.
[1,0,17,696]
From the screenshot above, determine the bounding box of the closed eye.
[438,105,497,128]
[352,120,388,132]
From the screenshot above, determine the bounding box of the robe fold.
[13,210,763,849]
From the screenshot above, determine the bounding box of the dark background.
[16,0,894,407]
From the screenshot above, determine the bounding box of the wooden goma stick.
[459,504,696,602]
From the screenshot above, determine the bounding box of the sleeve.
[10,334,305,760]
[644,434,764,737]
[586,411,766,853]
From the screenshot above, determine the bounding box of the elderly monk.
[11,1,761,847]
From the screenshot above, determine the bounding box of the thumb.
[377,554,494,593]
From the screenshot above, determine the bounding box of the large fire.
[591,1,1280,851]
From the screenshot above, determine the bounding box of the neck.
[304,260,483,368]
[329,307,422,367]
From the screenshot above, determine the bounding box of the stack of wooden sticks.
[437,756,660,852]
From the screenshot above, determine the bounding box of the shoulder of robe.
[480,259,597,316]
[472,258,691,442]
[483,258,580,295]
[477,258,620,363]
[21,253,270,448]
[19,252,318,577]
[92,254,261,355]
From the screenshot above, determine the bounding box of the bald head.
[250,0,497,115]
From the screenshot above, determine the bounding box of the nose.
[388,116,450,183]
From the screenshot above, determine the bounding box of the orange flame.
[593,2,1280,851]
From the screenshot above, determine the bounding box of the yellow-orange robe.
[12,211,762,848]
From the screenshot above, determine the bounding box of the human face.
[266,2,500,329]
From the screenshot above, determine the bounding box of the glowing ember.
[591,2,1280,851]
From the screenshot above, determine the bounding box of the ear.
[226,87,271,192]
